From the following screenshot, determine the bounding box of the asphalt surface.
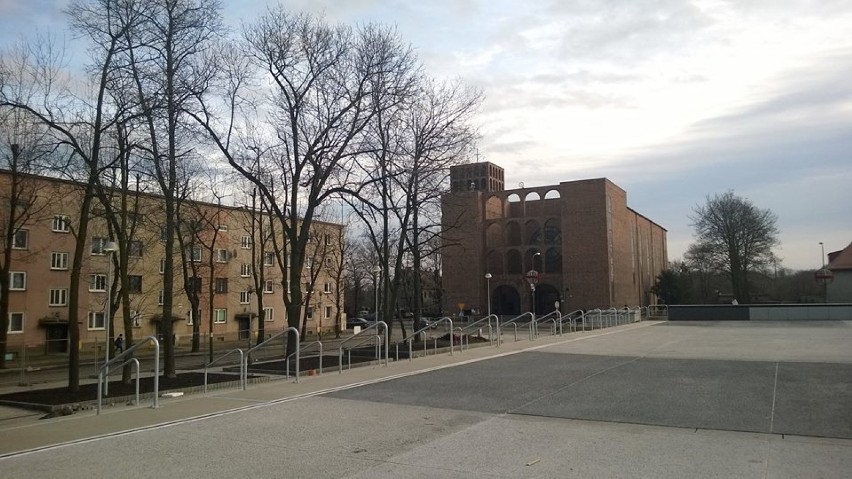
[1,320,850,478]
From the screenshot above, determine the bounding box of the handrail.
[204,348,245,393]
[501,312,535,341]
[404,317,454,361]
[340,335,381,372]
[338,321,388,373]
[110,357,140,406]
[561,309,585,332]
[457,314,498,347]
[288,341,322,376]
[648,304,669,317]
[536,310,562,336]
[243,327,299,384]
[98,335,159,415]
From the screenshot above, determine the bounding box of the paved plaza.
[1,320,850,478]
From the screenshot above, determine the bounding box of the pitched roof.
[827,242,852,270]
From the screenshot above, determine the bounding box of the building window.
[189,245,202,262]
[306,307,313,320]
[187,277,202,293]
[50,252,69,270]
[217,224,228,232]
[263,279,274,293]
[240,264,252,277]
[214,277,229,294]
[263,307,274,322]
[8,312,24,333]
[10,272,27,291]
[263,252,274,267]
[157,290,164,305]
[128,240,144,258]
[159,258,166,274]
[240,235,252,249]
[187,309,200,325]
[325,257,333,268]
[88,274,106,292]
[214,308,227,324]
[91,236,108,255]
[87,311,106,330]
[52,215,71,232]
[160,228,168,241]
[128,275,142,294]
[131,310,141,327]
[324,234,331,246]
[216,249,230,263]
[239,291,251,304]
[12,229,28,249]
[323,282,332,293]
[49,288,68,306]
[325,306,332,319]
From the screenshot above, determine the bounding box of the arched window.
[525,219,541,245]
[506,222,521,246]
[544,189,560,199]
[524,191,541,202]
[544,218,561,244]
[486,223,503,248]
[545,246,562,273]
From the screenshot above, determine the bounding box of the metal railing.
[204,348,245,393]
[289,341,322,376]
[338,321,388,373]
[500,312,536,342]
[536,310,562,337]
[400,317,454,360]
[457,314,497,350]
[243,327,299,385]
[97,335,159,415]
[561,309,585,332]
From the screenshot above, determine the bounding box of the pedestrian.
[114,333,124,353]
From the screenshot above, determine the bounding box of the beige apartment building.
[442,162,667,316]
[1,170,344,356]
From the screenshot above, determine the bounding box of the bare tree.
[192,11,417,355]
[689,191,780,303]
[123,0,222,377]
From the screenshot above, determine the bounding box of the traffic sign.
[815,268,834,285]
[525,270,540,285]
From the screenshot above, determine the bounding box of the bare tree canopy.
[688,191,779,302]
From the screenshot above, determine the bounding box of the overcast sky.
[2,0,850,270]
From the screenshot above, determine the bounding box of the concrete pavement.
[1,320,850,478]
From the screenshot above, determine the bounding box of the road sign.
[815,268,834,285]
[525,270,540,285]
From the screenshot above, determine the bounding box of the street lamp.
[819,242,827,302]
[103,240,119,396]
[532,252,541,315]
[484,273,492,317]
[372,265,381,322]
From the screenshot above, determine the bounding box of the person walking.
[114,334,124,353]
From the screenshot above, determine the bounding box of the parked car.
[346,317,370,329]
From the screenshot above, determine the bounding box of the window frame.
[216,248,229,263]
[214,308,227,324]
[239,290,251,304]
[128,275,143,294]
[263,307,274,322]
[12,229,28,249]
[214,277,229,294]
[240,235,252,249]
[263,252,275,267]
[50,252,69,270]
[52,215,71,233]
[87,311,106,330]
[49,288,68,307]
[8,312,24,333]
[263,279,274,294]
[88,274,107,292]
[128,240,144,258]
[9,271,27,291]
[240,264,252,277]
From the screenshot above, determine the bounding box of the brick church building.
[441,162,667,316]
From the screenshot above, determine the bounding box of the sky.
[1,0,850,271]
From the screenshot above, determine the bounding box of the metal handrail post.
[204,348,244,393]
[97,335,159,414]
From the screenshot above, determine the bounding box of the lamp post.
[103,241,119,396]
[372,265,381,322]
[484,273,492,317]
[819,242,827,302]
[532,252,541,315]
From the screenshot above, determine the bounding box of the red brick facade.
[441,163,667,316]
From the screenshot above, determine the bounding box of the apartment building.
[441,162,667,316]
[1,170,344,355]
